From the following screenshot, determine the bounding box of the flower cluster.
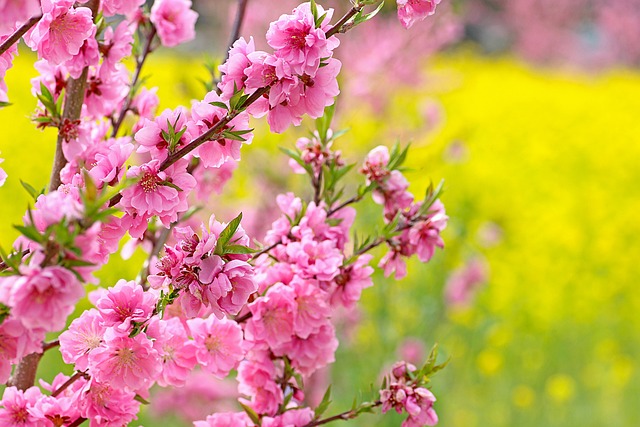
[361,145,448,279]
[219,3,341,132]
[381,361,439,427]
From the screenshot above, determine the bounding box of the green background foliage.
[2,52,639,426]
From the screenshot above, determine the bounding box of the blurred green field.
[1,52,640,426]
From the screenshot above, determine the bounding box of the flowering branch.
[0,15,42,56]
[51,371,85,398]
[325,5,363,38]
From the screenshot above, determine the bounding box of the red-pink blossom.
[135,106,193,160]
[408,200,448,262]
[187,315,245,378]
[245,283,297,349]
[237,354,283,416]
[150,0,198,47]
[331,254,374,308]
[95,279,156,333]
[218,37,255,100]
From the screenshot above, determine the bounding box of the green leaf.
[215,213,243,255]
[0,302,10,325]
[209,101,229,110]
[134,394,151,405]
[0,101,12,108]
[20,180,42,201]
[14,225,44,243]
[352,1,384,26]
[240,402,261,425]
[224,244,258,255]
[314,386,332,419]
[316,104,335,141]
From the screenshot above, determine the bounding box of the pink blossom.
[0,386,42,426]
[29,393,81,427]
[78,378,141,426]
[245,283,297,349]
[135,107,193,160]
[59,308,105,371]
[89,328,161,391]
[267,2,338,75]
[187,315,245,378]
[444,258,487,307]
[408,200,447,262]
[0,30,19,103]
[120,159,196,236]
[262,408,315,427]
[0,318,44,383]
[132,87,160,121]
[283,237,343,281]
[0,0,40,35]
[101,21,134,73]
[86,137,133,188]
[275,323,338,376]
[380,382,438,427]
[27,189,82,232]
[291,277,331,339]
[379,249,408,279]
[396,0,441,29]
[237,355,283,415]
[63,24,99,79]
[101,0,145,17]
[195,412,251,427]
[146,317,198,387]
[95,279,156,333]
[218,37,256,99]
[25,1,95,65]
[3,263,84,331]
[189,91,252,169]
[297,57,341,118]
[331,254,374,308]
[191,159,237,200]
[150,0,198,48]
[84,63,129,118]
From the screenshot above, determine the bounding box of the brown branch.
[304,401,382,427]
[111,25,157,138]
[7,353,42,391]
[0,15,42,56]
[68,417,87,427]
[43,339,60,352]
[49,67,89,191]
[51,371,85,398]
[226,0,249,60]
[325,6,362,38]
[0,249,30,271]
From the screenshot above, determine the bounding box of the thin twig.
[42,340,60,352]
[0,15,42,56]
[51,371,85,398]
[226,0,249,61]
[326,195,362,216]
[304,401,382,427]
[325,6,362,38]
[111,25,157,138]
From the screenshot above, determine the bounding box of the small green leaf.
[314,386,332,419]
[20,180,42,201]
[224,244,257,255]
[14,225,44,243]
[215,212,243,255]
[240,402,260,425]
[134,394,151,405]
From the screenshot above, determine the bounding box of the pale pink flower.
[4,263,84,331]
[63,24,99,79]
[237,355,283,415]
[0,318,44,383]
[396,0,441,29]
[0,0,40,35]
[25,1,95,65]
[95,279,156,333]
[78,378,141,426]
[150,0,198,47]
[84,62,129,119]
[59,308,105,371]
[195,412,251,427]
[444,258,487,307]
[191,159,237,200]
[218,37,255,99]
[379,249,408,279]
[27,189,83,232]
[146,317,198,387]
[187,315,245,378]
[89,328,161,391]
[0,386,42,426]
[262,408,314,427]
[381,382,438,427]
[29,393,81,427]
[101,0,145,17]
[408,200,447,263]
[283,237,343,281]
[297,57,341,118]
